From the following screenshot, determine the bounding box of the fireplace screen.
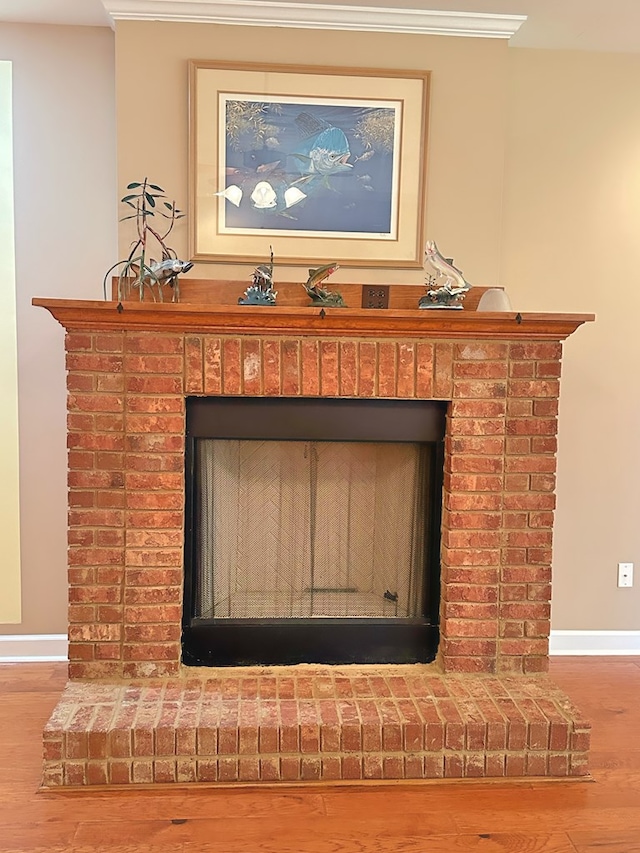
[183,397,444,666]
[194,439,429,620]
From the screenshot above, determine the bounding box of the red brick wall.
[65,330,561,679]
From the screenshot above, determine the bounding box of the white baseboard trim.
[550,630,640,656]
[0,634,68,662]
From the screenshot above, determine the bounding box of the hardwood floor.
[1,658,639,853]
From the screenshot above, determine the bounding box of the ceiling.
[0,0,639,53]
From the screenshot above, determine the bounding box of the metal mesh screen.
[194,440,430,619]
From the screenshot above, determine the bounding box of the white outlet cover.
[618,563,634,588]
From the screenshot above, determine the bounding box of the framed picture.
[189,61,430,269]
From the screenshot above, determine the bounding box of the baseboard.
[0,634,68,662]
[550,630,640,655]
[1,631,639,662]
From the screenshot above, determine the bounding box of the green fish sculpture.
[303,263,346,307]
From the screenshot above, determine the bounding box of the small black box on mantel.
[361,285,390,309]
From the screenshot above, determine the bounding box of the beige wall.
[3,19,639,637]
[0,24,116,636]
[115,22,508,287]
[502,48,640,628]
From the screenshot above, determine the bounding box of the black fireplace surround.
[182,397,445,666]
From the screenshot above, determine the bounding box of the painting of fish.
[219,97,400,237]
[192,62,431,267]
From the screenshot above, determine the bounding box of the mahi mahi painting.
[217,96,400,238]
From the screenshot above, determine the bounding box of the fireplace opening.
[182,398,445,666]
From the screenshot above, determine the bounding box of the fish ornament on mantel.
[302,263,346,307]
[238,248,278,306]
[420,240,472,310]
[137,257,193,302]
[117,255,193,304]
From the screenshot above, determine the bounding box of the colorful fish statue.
[303,263,345,307]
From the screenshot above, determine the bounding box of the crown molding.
[101,0,527,38]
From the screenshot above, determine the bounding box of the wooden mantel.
[33,298,594,341]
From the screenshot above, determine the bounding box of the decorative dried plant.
[103,178,191,305]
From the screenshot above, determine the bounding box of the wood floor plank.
[0,822,80,851]
[71,814,458,846]
[14,789,328,823]
[452,805,640,836]
[569,830,640,852]
[178,836,579,853]
[0,662,67,692]
[321,780,635,820]
[1,830,579,853]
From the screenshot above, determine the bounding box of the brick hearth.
[35,294,593,786]
[43,668,589,786]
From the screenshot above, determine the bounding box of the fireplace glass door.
[195,439,428,621]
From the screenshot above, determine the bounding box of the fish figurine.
[423,240,470,292]
[303,263,345,307]
[129,257,193,284]
[252,263,274,288]
[306,263,340,290]
[143,258,194,285]
[420,240,471,310]
[239,249,278,306]
[128,257,193,302]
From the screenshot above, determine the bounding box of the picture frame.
[189,61,430,269]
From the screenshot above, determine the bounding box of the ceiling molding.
[101,0,527,38]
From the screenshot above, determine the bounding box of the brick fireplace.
[35,290,593,786]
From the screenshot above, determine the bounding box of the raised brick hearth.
[35,295,593,786]
[43,668,589,786]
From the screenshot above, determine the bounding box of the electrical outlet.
[361,285,390,309]
[618,562,634,588]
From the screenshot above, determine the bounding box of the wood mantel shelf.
[33,298,594,341]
